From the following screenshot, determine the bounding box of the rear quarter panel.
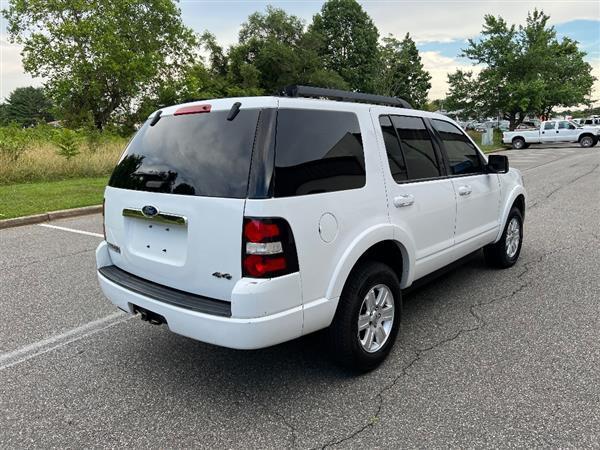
[243,103,389,309]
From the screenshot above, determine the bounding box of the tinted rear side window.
[391,115,440,180]
[432,119,483,175]
[379,115,408,182]
[108,109,260,198]
[274,109,365,197]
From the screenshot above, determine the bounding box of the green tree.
[3,86,54,126]
[310,0,379,92]
[445,70,480,117]
[227,6,346,93]
[377,33,431,108]
[53,128,80,160]
[3,0,197,130]
[448,10,595,129]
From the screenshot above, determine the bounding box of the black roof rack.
[278,85,412,109]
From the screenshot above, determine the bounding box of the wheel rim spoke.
[357,314,370,332]
[365,291,376,313]
[375,288,388,308]
[364,327,375,349]
[380,307,394,322]
[374,325,386,344]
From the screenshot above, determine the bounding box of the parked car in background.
[516,120,540,130]
[503,120,599,149]
[581,116,600,127]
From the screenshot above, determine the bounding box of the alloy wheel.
[505,217,521,259]
[357,284,395,353]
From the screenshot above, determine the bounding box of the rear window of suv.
[273,109,365,197]
[108,109,260,198]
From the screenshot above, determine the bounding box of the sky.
[1,0,599,102]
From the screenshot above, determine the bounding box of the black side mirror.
[487,155,509,173]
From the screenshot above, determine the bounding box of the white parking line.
[0,312,134,371]
[38,223,103,238]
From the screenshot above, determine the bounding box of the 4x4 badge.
[212,272,232,280]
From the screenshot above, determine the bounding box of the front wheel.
[329,261,401,371]
[484,207,523,268]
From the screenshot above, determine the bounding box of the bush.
[53,128,80,160]
[0,126,29,161]
[0,124,129,184]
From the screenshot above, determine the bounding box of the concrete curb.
[0,205,102,230]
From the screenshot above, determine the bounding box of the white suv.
[97,86,526,371]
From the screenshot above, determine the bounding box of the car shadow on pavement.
[124,250,494,389]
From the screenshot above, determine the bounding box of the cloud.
[0,36,43,100]
[1,1,598,104]
[419,51,482,100]
[367,0,600,45]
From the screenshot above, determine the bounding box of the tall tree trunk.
[93,113,104,131]
[508,112,517,131]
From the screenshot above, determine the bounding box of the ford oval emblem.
[141,205,159,218]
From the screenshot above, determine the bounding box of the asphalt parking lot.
[1,144,599,448]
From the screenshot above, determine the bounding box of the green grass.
[467,129,507,153]
[0,177,107,220]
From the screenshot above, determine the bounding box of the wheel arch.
[495,188,526,242]
[578,133,597,143]
[513,193,525,220]
[326,225,415,302]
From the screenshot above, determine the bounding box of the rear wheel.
[580,135,594,148]
[512,137,525,150]
[329,261,401,371]
[484,207,523,268]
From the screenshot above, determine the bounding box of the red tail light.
[242,217,298,278]
[174,104,211,116]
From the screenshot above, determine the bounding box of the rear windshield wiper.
[150,110,162,127]
[227,102,241,121]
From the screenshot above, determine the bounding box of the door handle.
[393,194,414,208]
[458,185,472,196]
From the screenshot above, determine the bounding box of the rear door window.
[432,119,484,175]
[390,115,441,180]
[379,116,408,182]
[273,109,365,197]
[108,109,260,198]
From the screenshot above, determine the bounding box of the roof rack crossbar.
[278,85,412,109]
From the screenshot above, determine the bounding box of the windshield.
[108,109,260,198]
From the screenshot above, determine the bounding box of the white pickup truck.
[503,120,599,149]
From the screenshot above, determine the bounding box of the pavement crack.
[236,389,298,447]
[317,247,566,449]
[530,163,599,209]
[0,248,96,272]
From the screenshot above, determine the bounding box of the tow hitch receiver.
[133,305,166,326]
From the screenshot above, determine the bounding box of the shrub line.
[0,204,102,230]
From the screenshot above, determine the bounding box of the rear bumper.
[96,241,304,349]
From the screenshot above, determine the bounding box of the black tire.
[329,261,402,372]
[579,135,595,148]
[522,143,530,149]
[484,207,523,268]
[512,137,525,150]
